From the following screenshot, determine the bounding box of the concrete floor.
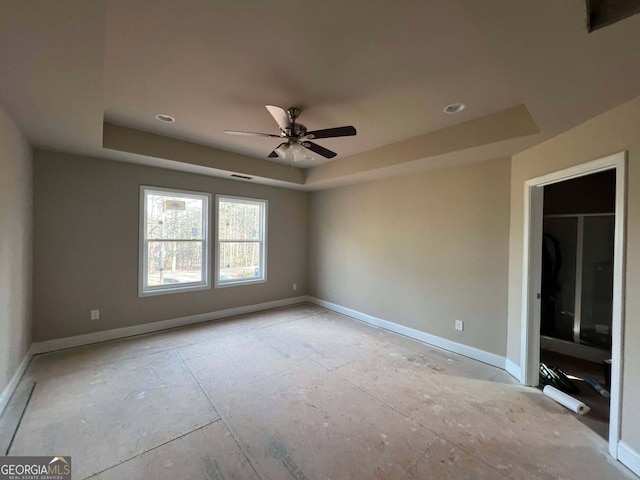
[2,303,635,479]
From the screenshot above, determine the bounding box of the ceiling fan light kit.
[225,105,357,164]
[275,143,314,163]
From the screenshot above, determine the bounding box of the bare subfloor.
[3,304,635,479]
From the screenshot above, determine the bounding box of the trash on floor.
[543,385,591,415]
[587,378,610,398]
[539,363,580,394]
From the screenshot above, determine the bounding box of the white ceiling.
[1,0,640,188]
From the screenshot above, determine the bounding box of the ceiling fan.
[225,105,357,163]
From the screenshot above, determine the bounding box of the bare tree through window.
[216,196,267,286]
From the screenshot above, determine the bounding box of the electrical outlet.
[91,309,100,320]
[455,319,464,331]
[292,283,297,291]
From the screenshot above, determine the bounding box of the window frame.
[215,194,268,288]
[139,185,212,297]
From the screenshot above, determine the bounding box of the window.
[139,186,211,296]
[216,195,267,287]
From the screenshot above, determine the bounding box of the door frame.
[520,151,626,458]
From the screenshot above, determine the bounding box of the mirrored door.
[541,214,614,351]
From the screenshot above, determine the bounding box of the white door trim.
[520,151,626,459]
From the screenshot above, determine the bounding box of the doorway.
[520,152,626,459]
[540,170,615,439]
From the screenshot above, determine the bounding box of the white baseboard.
[31,296,309,355]
[308,297,506,370]
[618,441,640,477]
[0,346,33,417]
[505,359,522,382]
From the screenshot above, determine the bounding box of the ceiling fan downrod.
[287,108,307,139]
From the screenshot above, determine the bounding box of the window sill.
[215,278,267,289]
[139,283,210,297]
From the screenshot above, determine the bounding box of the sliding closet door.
[580,215,615,349]
[541,217,578,342]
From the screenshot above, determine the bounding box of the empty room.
[1,1,640,479]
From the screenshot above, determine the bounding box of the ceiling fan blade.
[305,126,356,139]
[268,142,287,158]
[265,105,291,131]
[302,141,337,159]
[225,130,281,138]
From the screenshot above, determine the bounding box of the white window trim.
[215,194,268,288]
[139,185,212,297]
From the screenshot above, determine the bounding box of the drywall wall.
[507,95,640,452]
[309,157,511,356]
[0,105,32,395]
[33,150,308,341]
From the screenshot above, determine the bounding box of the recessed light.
[155,114,175,123]
[443,103,466,114]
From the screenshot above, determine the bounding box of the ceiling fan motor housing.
[290,123,307,138]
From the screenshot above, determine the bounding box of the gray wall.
[308,157,511,356]
[506,94,640,454]
[0,105,32,395]
[33,150,308,341]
